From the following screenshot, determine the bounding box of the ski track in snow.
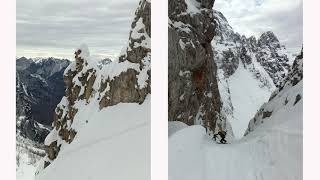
[170,125,302,180]
[59,121,149,157]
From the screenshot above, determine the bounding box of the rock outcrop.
[40,0,151,170]
[168,0,223,135]
[255,31,290,86]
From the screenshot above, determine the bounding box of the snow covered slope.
[212,10,295,138]
[36,96,150,180]
[168,121,188,137]
[169,50,303,180]
[169,115,301,180]
[169,89,302,179]
[246,50,303,135]
[220,61,274,138]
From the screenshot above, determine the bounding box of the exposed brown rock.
[46,141,59,160]
[99,69,150,109]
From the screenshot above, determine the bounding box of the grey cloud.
[16,0,139,60]
[214,0,303,51]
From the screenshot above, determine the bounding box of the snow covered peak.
[172,0,215,16]
[213,10,290,86]
[16,57,70,74]
[119,0,150,63]
[213,10,238,42]
[76,43,90,60]
[258,31,280,49]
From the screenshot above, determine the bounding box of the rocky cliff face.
[16,57,70,143]
[40,0,150,170]
[245,49,303,135]
[168,0,223,135]
[256,31,291,86]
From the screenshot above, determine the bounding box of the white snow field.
[169,81,302,180]
[169,121,188,137]
[227,61,274,138]
[36,95,150,180]
[17,163,37,180]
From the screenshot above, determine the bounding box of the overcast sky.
[17,0,139,60]
[17,0,303,60]
[214,0,303,51]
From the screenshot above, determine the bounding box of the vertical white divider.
[0,0,16,179]
[151,0,168,180]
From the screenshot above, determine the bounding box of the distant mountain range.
[16,57,70,143]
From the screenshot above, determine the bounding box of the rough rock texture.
[255,31,290,86]
[120,0,151,64]
[168,0,223,135]
[16,57,70,143]
[245,49,303,135]
[41,0,151,169]
[213,11,290,84]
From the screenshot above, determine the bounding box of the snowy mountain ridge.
[213,10,293,86]
[212,9,297,138]
[35,0,150,179]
